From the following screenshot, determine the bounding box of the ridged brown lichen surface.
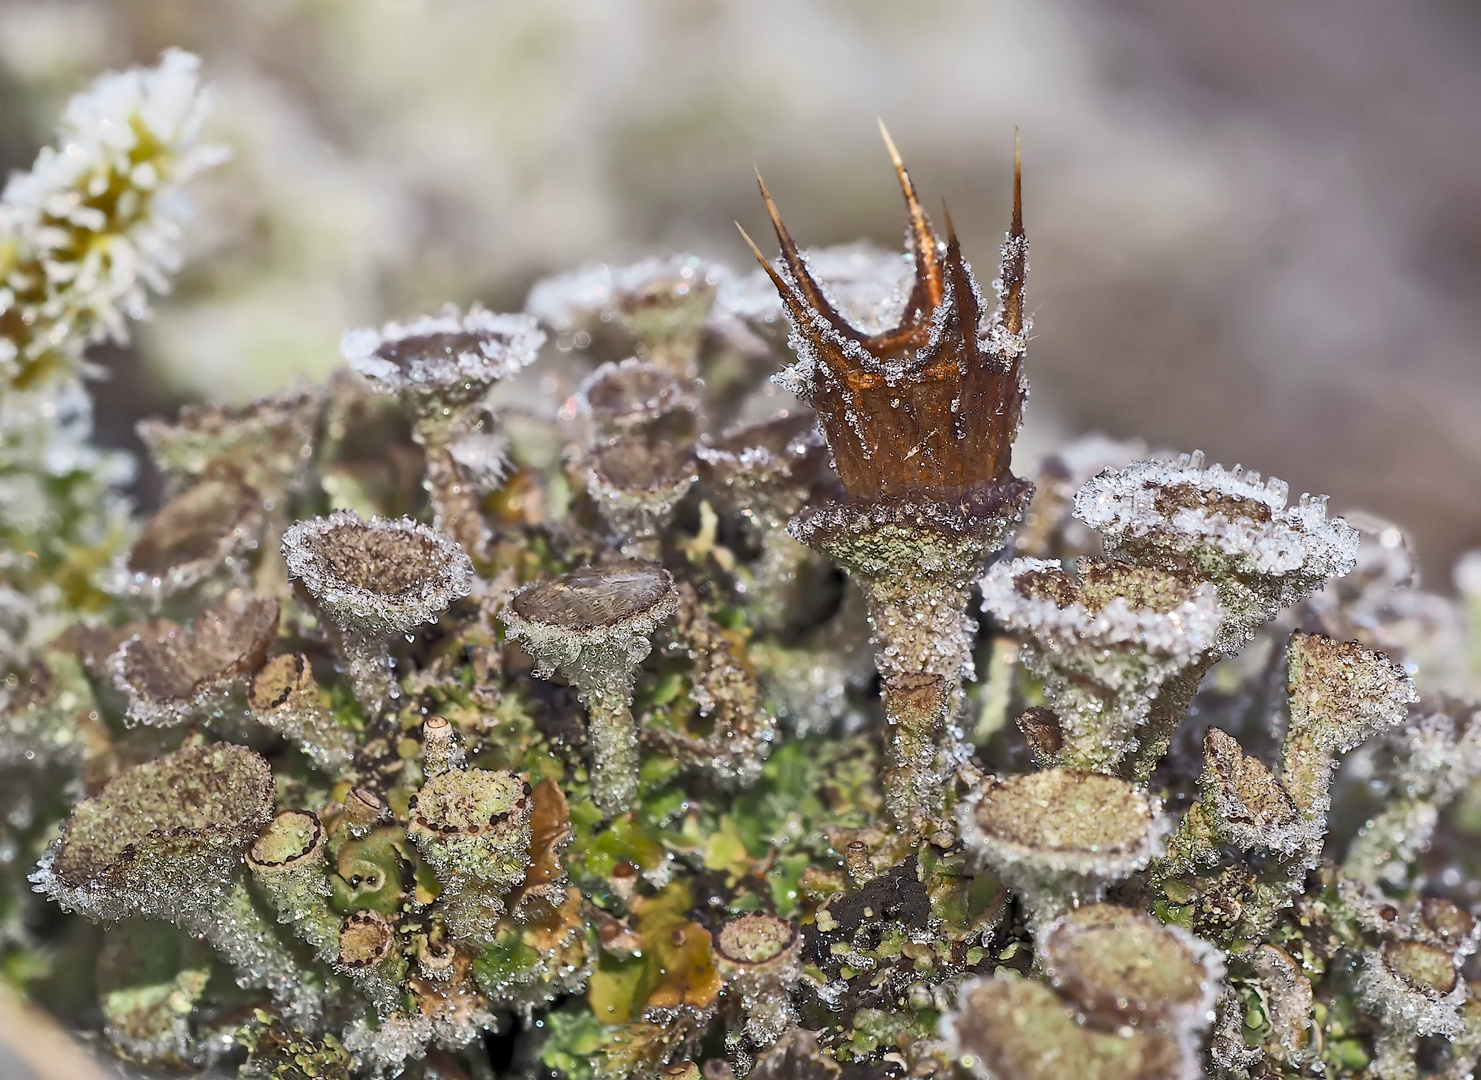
[9,51,1481,1080]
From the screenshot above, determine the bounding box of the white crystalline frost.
[1073,452,1359,649]
[981,557,1222,662]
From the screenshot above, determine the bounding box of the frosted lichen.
[10,55,1481,1080]
[282,511,472,716]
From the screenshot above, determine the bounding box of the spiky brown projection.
[740,125,1027,506]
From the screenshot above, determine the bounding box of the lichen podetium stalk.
[742,126,1031,828]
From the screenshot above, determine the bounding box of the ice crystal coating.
[696,411,832,630]
[1280,631,1416,836]
[342,305,542,553]
[342,306,544,409]
[282,511,472,714]
[713,914,802,1049]
[110,475,264,609]
[421,714,467,778]
[34,743,273,923]
[247,651,355,771]
[502,561,677,814]
[942,973,1194,1080]
[1072,453,1360,652]
[576,358,701,443]
[1196,727,1310,857]
[644,581,776,787]
[980,557,1222,773]
[1344,697,1481,887]
[1356,940,1467,1039]
[246,809,339,963]
[31,744,308,1008]
[1037,903,1224,1030]
[959,768,1169,924]
[111,596,279,727]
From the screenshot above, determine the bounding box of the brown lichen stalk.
[742,129,1031,826]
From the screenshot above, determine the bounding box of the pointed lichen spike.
[753,168,836,318]
[878,119,944,310]
[735,222,791,297]
[999,129,1027,338]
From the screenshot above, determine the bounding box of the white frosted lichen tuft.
[980,557,1222,774]
[0,48,227,381]
[1072,452,1360,652]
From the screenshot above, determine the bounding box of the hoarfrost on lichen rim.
[281,511,473,634]
[1071,451,1360,581]
[340,306,544,397]
[980,556,1223,659]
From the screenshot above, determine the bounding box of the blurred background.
[1,0,1479,583]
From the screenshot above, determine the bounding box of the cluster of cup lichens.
[8,82,1481,1080]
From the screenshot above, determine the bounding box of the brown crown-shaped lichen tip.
[1199,727,1308,855]
[112,596,280,728]
[33,743,274,924]
[943,973,1191,1080]
[338,910,397,970]
[751,139,1026,506]
[248,809,326,872]
[282,511,473,637]
[341,306,544,409]
[115,475,264,605]
[996,129,1027,340]
[1038,904,1224,1031]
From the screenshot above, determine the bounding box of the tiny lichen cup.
[31,744,312,1011]
[341,305,544,555]
[957,767,1170,927]
[282,511,473,718]
[500,561,678,815]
